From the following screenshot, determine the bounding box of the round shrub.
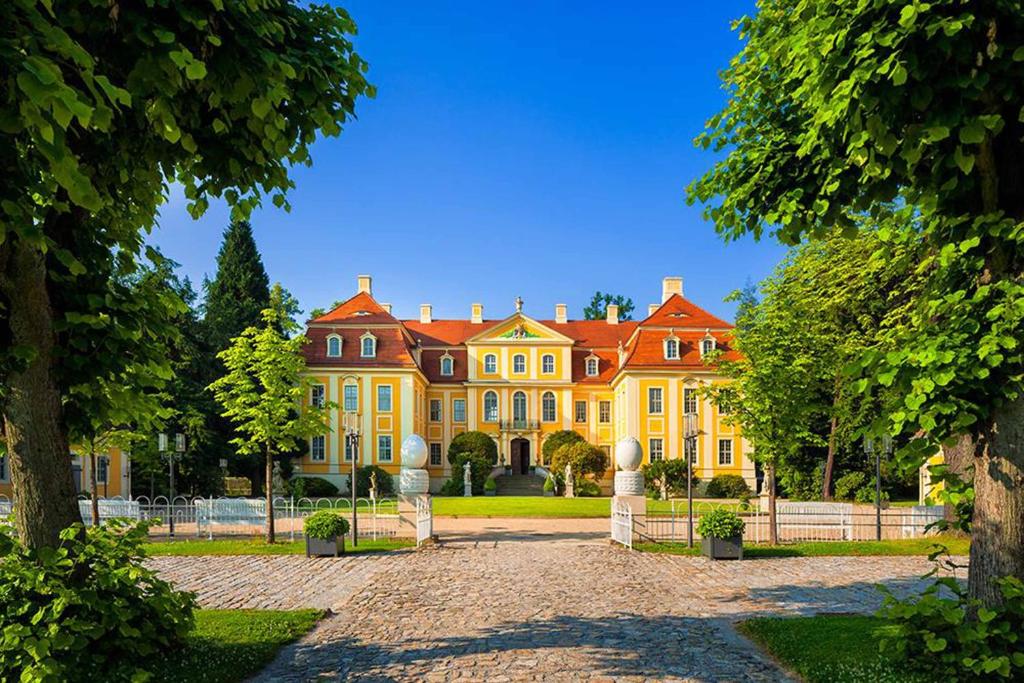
[444,451,493,495]
[356,465,395,497]
[543,476,555,493]
[291,475,338,499]
[550,440,608,489]
[303,510,350,540]
[541,429,584,466]
[577,479,601,497]
[447,431,498,466]
[642,459,697,498]
[0,520,196,681]
[484,477,497,492]
[705,474,752,499]
[697,508,746,539]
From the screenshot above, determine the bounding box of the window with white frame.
[542,354,555,374]
[585,357,599,377]
[513,391,527,421]
[453,398,466,422]
[484,354,497,374]
[378,435,393,462]
[664,338,679,360]
[483,391,498,422]
[326,335,342,357]
[701,337,716,357]
[97,455,110,484]
[542,391,556,422]
[685,437,697,464]
[440,356,454,376]
[513,354,526,374]
[648,387,663,414]
[343,384,359,412]
[574,400,587,423]
[429,399,442,422]
[429,442,443,466]
[649,438,664,462]
[683,387,698,415]
[310,435,326,461]
[377,385,392,412]
[718,439,733,465]
[311,384,325,408]
[361,334,376,357]
[599,400,611,423]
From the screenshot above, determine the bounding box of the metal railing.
[611,500,633,549]
[416,496,433,547]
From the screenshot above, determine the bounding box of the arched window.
[664,338,679,360]
[484,354,497,374]
[585,357,599,377]
[360,332,377,358]
[700,337,715,357]
[513,354,526,374]
[440,356,454,376]
[326,334,342,357]
[483,391,499,422]
[542,391,556,422]
[542,354,555,374]
[512,391,527,422]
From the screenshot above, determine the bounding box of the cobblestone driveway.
[152,541,960,682]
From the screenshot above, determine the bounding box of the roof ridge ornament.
[514,295,523,313]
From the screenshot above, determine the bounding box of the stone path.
[152,540,963,681]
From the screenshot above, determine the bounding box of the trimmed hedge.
[705,474,752,499]
[290,476,338,499]
[446,431,497,466]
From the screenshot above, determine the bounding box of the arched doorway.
[510,437,530,475]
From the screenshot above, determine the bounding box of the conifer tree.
[202,221,271,356]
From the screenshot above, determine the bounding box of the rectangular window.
[429,399,442,422]
[344,384,359,412]
[649,438,663,462]
[311,384,325,408]
[484,355,497,374]
[429,443,443,467]
[513,355,526,373]
[574,400,587,423]
[310,435,326,462]
[542,355,555,374]
[96,455,110,484]
[683,387,697,415]
[599,400,611,424]
[648,387,663,415]
[685,438,697,464]
[377,385,392,412]
[378,435,393,462]
[718,439,733,466]
[453,398,466,423]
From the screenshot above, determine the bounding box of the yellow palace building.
[297,275,754,493]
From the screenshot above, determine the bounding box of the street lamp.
[343,411,361,547]
[864,434,893,541]
[158,432,186,538]
[683,411,699,547]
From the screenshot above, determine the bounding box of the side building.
[297,275,755,493]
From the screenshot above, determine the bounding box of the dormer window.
[700,330,716,358]
[664,333,680,360]
[440,352,454,377]
[585,355,599,377]
[360,332,377,358]
[326,334,342,358]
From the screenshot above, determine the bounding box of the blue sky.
[152,1,785,322]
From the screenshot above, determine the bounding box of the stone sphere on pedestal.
[400,468,430,495]
[615,437,643,472]
[614,471,645,497]
[400,434,428,470]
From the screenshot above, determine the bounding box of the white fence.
[611,500,633,549]
[416,496,433,547]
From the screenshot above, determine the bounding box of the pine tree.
[202,221,271,356]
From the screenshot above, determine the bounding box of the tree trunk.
[939,433,974,527]
[0,239,81,549]
[969,397,1024,607]
[767,463,778,545]
[90,443,99,527]
[265,445,275,544]
[822,414,838,502]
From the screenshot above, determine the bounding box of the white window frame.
[664,337,679,360]
[598,400,611,424]
[429,442,443,467]
[326,334,342,358]
[683,387,698,415]
[360,332,377,358]
[343,384,359,412]
[377,435,393,463]
[311,383,326,408]
[513,353,526,374]
[648,387,663,415]
[541,354,555,374]
[483,391,499,422]
[574,400,587,423]
[429,398,442,422]
[585,357,599,377]
[96,455,110,484]
[310,435,326,462]
[377,385,392,412]
[700,334,716,358]
[512,391,527,421]
[541,391,557,423]
[649,438,664,462]
[440,355,454,377]
[453,398,466,423]
[718,439,733,466]
[483,354,497,374]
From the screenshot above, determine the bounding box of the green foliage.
[290,476,338,499]
[576,479,601,497]
[355,465,395,498]
[543,476,555,493]
[484,476,497,492]
[541,429,584,465]
[705,474,753,499]
[446,431,497,466]
[550,441,608,489]
[879,577,1024,680]
[443,452,493,495]
[697,508,746,540]
[642,459,696,498]
[834,472,868,501]
[302,510,349,540]
[0,520,196,681]
[582,291,635,321]
[202,221,271,356]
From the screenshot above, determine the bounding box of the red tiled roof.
[540,320,637,348]
[640,294,733,329]
[304,327,417,368]
[620,329,740,370]
[571,348,620,383]
[401,320,488,346]
[310,292,399,325]
[420,348,468,383]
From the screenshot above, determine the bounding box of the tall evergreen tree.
[202,221,271,355]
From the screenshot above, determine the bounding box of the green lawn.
[739,615,925,683]
[145,537,414,556]
[149,609,321,683]
[636,535,969,557]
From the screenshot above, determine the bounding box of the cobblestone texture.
[153,539,962,681]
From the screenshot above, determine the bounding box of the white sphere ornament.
[615,437,643,472]
[400,434,428,469]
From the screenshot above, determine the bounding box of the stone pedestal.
[614,471,645,497]
[397,492,430,538]
[400,468,429,495]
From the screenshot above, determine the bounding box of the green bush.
[303,510,350,540]
[550,440,608,489]
[705,474,752,499]
[447,431,498,466]
[484,477,497,492]
[834,471,867,501]
[697,508,746,539]
[543,476,555,493]
[0,520,196,681]
[577,480,601,497]
[878,576,1024,680]
[642,459,697,498]
[439,477,462,496]
[541,429,584,465]
[441,452,493,495]
[291,476,338,499]
[356,465,395,498]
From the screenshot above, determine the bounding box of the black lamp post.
[344,411,361,548]
[158,432,185,538]
[864,434,893,541]
[683,411,699,547]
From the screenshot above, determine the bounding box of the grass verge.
[635,535,969,557]
[149,609,321,683]
[145,537,414,556]
[738,615,925,683]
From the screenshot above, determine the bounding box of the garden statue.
[271,461,287,495]
[369,470,378,501]
[463,460,473,497]
[564,463,575,498]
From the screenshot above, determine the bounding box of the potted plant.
[543,476,555,497]
[304,510,350,557]
[697,508,745,560]
[484,477,498,496]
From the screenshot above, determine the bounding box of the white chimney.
[419,304,432,324]
[555,303,568,324]
[648,303,659,316]
[606,304,619,325]
[381,303,392,314]
[662,276,683,302]
[357,274,372,295]
[471,303,483,324]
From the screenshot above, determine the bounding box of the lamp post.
[683,411,699,547]
[344,412,361,548]
[864,434,893,541]
[158,432,185,538]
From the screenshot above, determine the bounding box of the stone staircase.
[495,474,545,496]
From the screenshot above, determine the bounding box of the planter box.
[306,535,345,557]
[485,490,496,496]
[702,535,743,560]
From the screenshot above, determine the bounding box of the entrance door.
[510,438,530,475]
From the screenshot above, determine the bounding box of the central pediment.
[466,313,574,345]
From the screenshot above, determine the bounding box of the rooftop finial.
[514,295,523,313]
